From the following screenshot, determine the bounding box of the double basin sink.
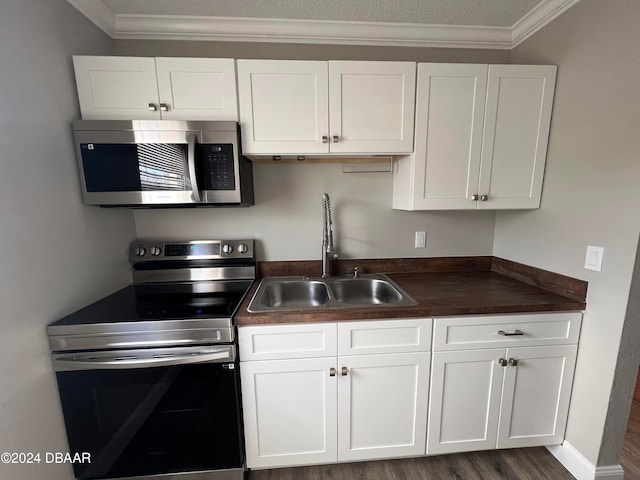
[247,273,417,312]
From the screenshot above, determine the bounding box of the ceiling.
[67,0,580,49]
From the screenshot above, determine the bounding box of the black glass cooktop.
[50,280,253,327]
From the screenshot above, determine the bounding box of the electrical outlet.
[415,231,426,248]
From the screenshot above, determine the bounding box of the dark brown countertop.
[234,258,587,326]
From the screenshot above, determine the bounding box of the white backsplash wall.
[134,163,496,261]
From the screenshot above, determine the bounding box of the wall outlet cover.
[415,231,426,248]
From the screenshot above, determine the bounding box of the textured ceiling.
[102,0,544,27]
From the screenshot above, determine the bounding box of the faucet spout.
[322,193,338,277]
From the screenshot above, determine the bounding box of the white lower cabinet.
[240,313,580,469]
[497,345,577,449]
[239,319,432,469]
[427,313,581,455]
[240,357,338,468]
[338,352,430,461]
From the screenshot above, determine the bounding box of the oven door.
[52,345,243,480]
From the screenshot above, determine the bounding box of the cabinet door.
[497,345,577,448]
[427,349,504,454]
[408,63,488,210]
[478,65,557,209]
[155,58,238,120]
[338,352,429,461]
[73,56,161,120]
[237,60,329,154]
[240,357,337,468]
[328,61,416,154]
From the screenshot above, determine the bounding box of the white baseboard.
[546,443,624,480]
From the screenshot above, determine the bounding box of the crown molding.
[114,15,512,49]
[67,0,579,50]
[512,0,581,47]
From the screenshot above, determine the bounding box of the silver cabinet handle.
[498,330,524,336]
[160,103,169,112]
[471,194,479,201]
[498,358,507,367]
[332,135,340,143]
[148,103,158,111]
[341,366,348,376]
[329,367,336,377]
[480,194,489,201]
[508,358,519,367]
[322,135,328,143]
[186,134,201,202]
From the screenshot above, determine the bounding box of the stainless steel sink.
[259,280,329,308]
[331,278,404,305]
[247,274,417,312]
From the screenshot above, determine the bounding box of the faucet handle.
[352,266,360,278]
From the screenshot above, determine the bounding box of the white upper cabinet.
[237,60,416,155]
[154,58,238,120]
[73,56,238,121]
[478,65,556,209]
[237,60,329,154]
[394,64,488,210]
[328,61,416,154]
[393,63,556,210]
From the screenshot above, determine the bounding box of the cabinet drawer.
[338,318,432,355]
[433,313,581,351]
[238,323,337,361]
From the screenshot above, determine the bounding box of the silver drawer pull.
[329,368,336,377]
[341,366,348,376]
[498,330,524,336]
[498,358,507,367]
[508,358,519,367]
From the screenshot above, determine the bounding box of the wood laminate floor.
[248,448,574,480]
[622,399,640,480]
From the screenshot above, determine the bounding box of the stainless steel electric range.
[47,239,255,480]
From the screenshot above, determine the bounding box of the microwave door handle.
[187,133,201,202]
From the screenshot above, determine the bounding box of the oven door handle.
[53,349,232,371]
[187,133,201,202]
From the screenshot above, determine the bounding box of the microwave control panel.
[199,144,235,191]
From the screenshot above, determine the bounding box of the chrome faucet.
[322,193,339,277]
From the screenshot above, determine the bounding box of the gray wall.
[0,1,135,479]
[493,0,640,466]
[118,41,506,260]
[134,164,496,261]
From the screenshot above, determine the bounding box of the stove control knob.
[222,244,233,255]
[151,246,162,256]
[237,243,248,254]
[135,247,146,256]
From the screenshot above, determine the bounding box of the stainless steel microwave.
[73,120,254,207]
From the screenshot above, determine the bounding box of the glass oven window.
[56,362,243,479]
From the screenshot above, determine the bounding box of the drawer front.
[238,323,337,361]
[433,313,582,351]
[338,318,433,355]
